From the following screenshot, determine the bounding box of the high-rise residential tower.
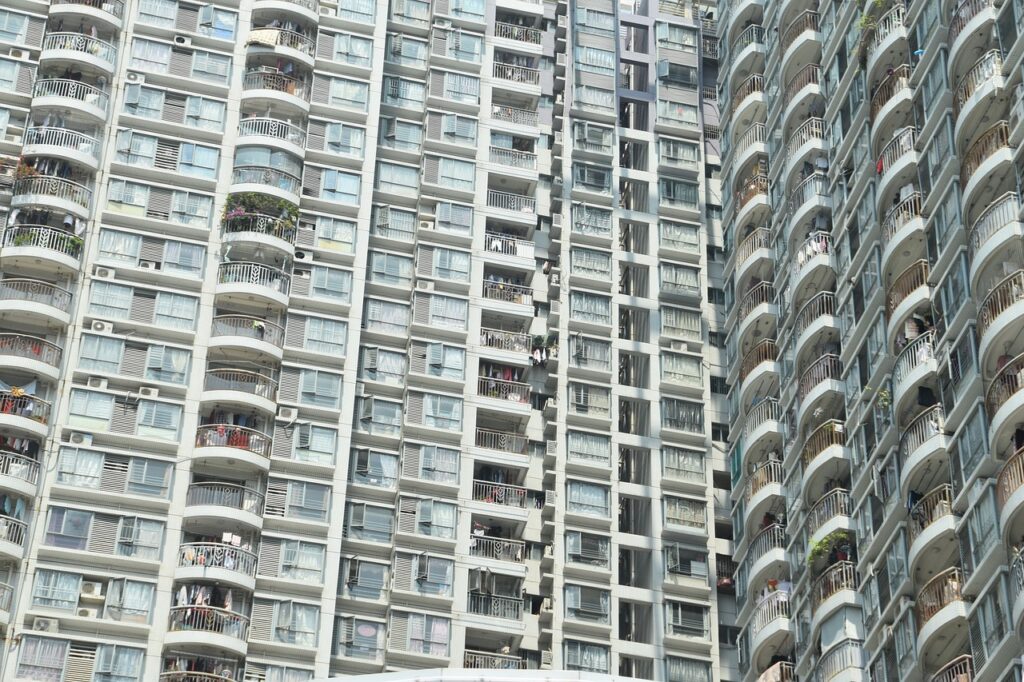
[720,0,1024,680]
[0,0,735,679]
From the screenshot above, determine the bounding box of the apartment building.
[720,0,1024,679]
[0,0,735,679]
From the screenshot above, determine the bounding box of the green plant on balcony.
[806,529,854,568]
[14,161,39,180]
[222,192,298,229]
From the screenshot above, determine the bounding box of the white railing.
[42,32,118,64]
[237,117,306,147]
[487,190,535,213]
[32,79,109,112]
[969,191,1019,258]
[489,146,537,169]
[24,127,100,158]
[217,262,291,295]
[495,22,542,44]
[893,331,934,387]
[491,105,538,127]
[12,176,92,208]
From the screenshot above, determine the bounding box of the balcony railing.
[0,451,39,486]
[870,65,912,118]
[744,523,786,564]
[479,328,531,353]
[793,231,833,278]
[493,62,540,84]
[211,314,285,348]
[24,127,101,159]
[730,24,765,56]
[953,50,1002,120]
[950,0,995,45]
[732,74,764,104]
[482,281,533,305]
[248,27,315,56]
[495,21,542,44]
[877,127,918,175]
[237,117,307,147]
[12,176,92,209]
[784,64,821,102]
[786,117,825,160]
[740,339,777,382]
[930,655,973,682]
[760,662,795,682]
[469,536,525,563]
[0,391,51,425]
[811,560,857,612]
[472,480,527,508]
[798,354,841,400]
[217,261,291,295]
[787,173,829,216]
[794,291,836,338]
[997,444,1024,508]
[0,515,27,547]
[780,10,819,54]
[908,484,954,544]
[811,640,863,682]
[32,78,109,113]
[491,105,538,127]
[1010,551,1023,619]
[464,650,526,669]
[746,461,783,501]
[886,259,929,316]
[806,489,852,537]
[243,68,311,101]
[881,191,924,243]
[231,165,301,195]
[159,673,235,682]
[42,32,118,64]
[52,0,126,19]
[487,189,535,214]
[177,542,258,577]
[168,605,249,640]
[223,212,297,244]
[734,123,766,155]
[0,278,72,311]
[195,424,272,459]
[870,5,906,55]
[969,192,1019,259]
[485,232,534,258]
[801,420,846,468]
[185,482,265,514]
[738,282,775,323]
[489,146,537,169]
[749,590,790,636]
[915,567,965,628]
[204,368,278,399]
[898,405,944,465]
[961,121,1010,186]
[743,398,779,437]
[893,331,934,386]
[2,225,84,259]
[735,174,769,211]
[0,333,63,367]
[735,227,771,269]
[467,592,524,620]
[475,427,527,454]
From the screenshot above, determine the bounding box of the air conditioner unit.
[93,266,115,279]
[76,607,99,618]
[80,581,104,597]
[138,387,159,398]
[416,280,434,291]
[435,19,452,28]
[670,340,687,351]
[125,72,145,83]
[419,220,434,231]
[294,250,309,261]
[546,440,557,455]
[556,53,566,66]
[32,617,59,632]
[70,432,93,446]
[87,377,108,390]
[541,597,553,612]
[545,397,558,409]
[544,543,553,557]
[544,490,556,506]
[278,407,298,421]
[319,5,331,13]
[174,35,191,46]
[9,48,28,60]
[139,260,158,270]
[354,382,367,397]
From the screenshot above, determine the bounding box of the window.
[711,422,729,442]
[280,480,330,521]
[662,351,701,386]
[565,584,611,623]
[567,480,610,516]
[328,77,370,110]
[658,100,698,126]
[32,569,81,610]
[416,445,460,483]
[79,334,124,374]
[136,400,183,440]
[666,657,712,682]
[422,393,463,430]
[351,449,399,489]
[105,580,155,623]
[191,50,231,83]
[569,291,612,324]
[197,4,236,39]
[304,316,347,356]
[130,38,171,72]
[413,555,454,595]
[292,423,337,465]
[664,544,709,579]
[382,75,425,108]
[342,558,387,599]
[567,430,612,465]
[185,96,226,132]
[344,502,394,542]
[574,46,615,75]
[662,398,704,432]
[435,156,475,192]
[68,389,114,431]
[661,306,701,341]
[280,539,326,582]
[356,397,403,436]
[708,287,726,305]
[162,239,205,277]
[359,346,407,384]
[379,117,423,152]
[566,531,610,566]
[565,641,609,673]
[337,617,383,660]
[660,138,700,166]
[369,251,414,286]
[416,499,457,538]
[661,178,699,207]
[569,335,612,370]
[56,448,105,489]
[426,294,468,329]
[123,84,164,119]
[117,516,164,559]
[324,122,364,156]
[665,496,706,530]
[573,163,612,192]
[311,265,352,302]
[402,613,450,656]
[422,343,465,379]
[658,61,698,88]
[312,216,355,253]
[273,601,319,646]
[657,23,698,51]
[45,508,92,550]
[577,7,615,33]
[431,247,470,282]
[320,169,360,204]
[0,9,28,42]
[663,447,704,482]
[299,369,342,408]
[171,189,213,227]
[178,142,219,179]
[391,0,431,24]
[666,601,710,638]
[154,291,198,330]
[126,457,172,497]
[441,71,479,103]
[571,247,612,277]
[363,299,410,334]
[437,202,473,233]
[0,59,15,91]
[440,113,477,142]
[145,345,191,384]
[385,33,428,66]
[18,637,70,680]
[333,32,373,66]
[375,161,419,194]
[711,377,728,394]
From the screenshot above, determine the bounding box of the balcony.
[0,450,40,496]
[881,190,924,251]
[949,0,996,59]
[195,424,273,470]
[985,350,1024,429]
[886,259,929,318]
[968,192,1019,275]
[472,480,527,509]
[800,420,846,483]
[23,127,101,169]
[177,542,258,591]
[32,78,109,119]
[479,328,531,354]
[810,560,857,616]
[167,605,250,653]
[782,64,821,120]
[877,127,918,192]
[734,227,771,276]
[468,536,525,563]
[0,391,51,435]
[185,482,266,523]
[730,123,766,171]
[740,340,777,392]
[1,225,84,273]
[908,484,956,573]
[952,50,1003,128]
[247,27,316,59]
[491,104,538,128]
[489,146,537,170]
[1011,551,1023,630]
[493,62,540,86]
[747,590,790,668]
[11,175,92,214]
[482,280,533,306]
[237,117,307,151]
[0,334,62,378]
[784,117,825,175]
[737,523,787,602]
[870,65,912,139]
[487,189,536,215]
[960,121,1011,203]
[930,655,973,682]
[40,32,118,71]
[475,427,527,455]
[731,74,764,115]
[734,174,769,215]
[794,291,837,341]
[811,640,864,682]
[216,262,291,306]
[915,567,966,630]
[737,282,775,337]
[494,21,542,44]
[998,445,1024,545]
[230,165,302,202]
[0,279,72,324]
[806,489,852,538]
[467,593,524,620]
[792,230,833,285]
[898,405,947,494]
[464,650,526,669]
[242,67,312,106]
[893,331,935,404]
[867,5,906,73]
[0,514,27,555]
[51,0,126,21]
[742,398,782,455]
[222,211,297,252]
[798,354,841,401]
[210,314,285,354]
[203,368,277,402]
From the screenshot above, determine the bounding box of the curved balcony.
[740,339,779,405]
[794,291,837,353]
[31,79,109,120]
[952,50,1003,141]
[0,451,40,499]
[730,122,766,174]
[998,446,1024,549]
[1011,551,1024,631]
[160,673,237,682]
[194,424,273,472]
[810,560,857,623]
[11,175,92,216]
[0,515,28,559]
[184,482,265,528]
[782,64,821,127]
[886,260,930,338]
[478,377,530,405]
[783,117,825,183]
[742,398,783,464]
[748,590,791,669]
[930,655,973,682]
[237,117,307,156]
[987,351,1024,448]
[733,227,772,285]
[907,485,957,577]
[242,68,311,111]
[23,127,101,169]
[739,523,788,597]
[949,0,997,78]
[881,191,924,270]
[222,212,297,255]
[215,262,291,307]
[780,10,819,60]
[744,461,784,536]
[230,165,302,204]
[247,27,316,62]
[961,121,1012,210]
[867,5,907,79]
[893,332,936,410]
[811,640,864,682]
[870,65,912,148]
[731,74,765,123]
[1,225,83,274]
[202,369,278,415]
[877,127,919,205]
[50,0,126,25]
[40,33,118,72]
[253,0,320,21]
[176,542,258,591]
[786,174,830,245]
[898,406,948,497]
[968,192,1021,289]
[806,489,852,542]
[209,314,285,359]
[791,230,833,293]
[915,567,968,662]
[728,25,765,87]
[797,354,841,403]
[0,278,73,326]
[734,174,770,226]
[800,420,847,499]
[0,334,62,381]
[167,605,249,656]
[0,392,51,439]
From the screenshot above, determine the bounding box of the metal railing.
[0,333,62,367]
[159,673,235,682]
[915,567,965,628]
[489,146,537,169]
[738,282,775,323]
[223,212,296,244]
[784,63,821,102]
[249,27,315,56]
[467,592,524,620]
[231,165,301,194]
[53,0,125,18]
[485,232,535,259]
[211,314,284,348]
[479,328,531,353]
[204,368,278,399]
[749,590,790,637]
[185,482,265,514]
[730,24,765,55]
[482,281,533,305]
[24,127,100,158]
[961,121,1010,185]
[798,354,842,400]
[464,650,526,669]
[811,640,863,682]
[42,32,117,63]
[195,424,272,459]
[801,420,846,468]
[893,331,934,387]
[806,489,852,537]
[930,655,973,682]
[217,261,291,295]
[886,259,929,316]
[787,173,830,216]
[2,225,84,258]
[177,542,258,577]
[744,398,779,437]
[795,292,836,338]
[491,105,538,127]
[793,231,833,278]
[237,117,307,147]
[968,191,1019,259]
[781,10,819,54]
[0,451,39,485]
[475,427,527,454]
[743,523,786,565]
[870,5,906,55]
[760,662,795,682]
[168,605,249,640]
[735,227,771,269]
[997,444,1024,508]
[871,65,912,118]
[811,560,857,612]
[478,377,530,403]
[735,174,769,210]
[0,391,51,425]
[469,536,525,563]
[734,123,766,154]
[746,461,783,501]
[898,405,944,466]
[487,189,535,213]
[882,191,924,243]
[12,176,92,209]
[878,127,918,175]
[473,480,527,508]
[732,74,764,104]
[740,339,777,382]
[495,21,542,44]
[950,0,995,46]
[980,270,1024,338]
[0,278,72,311]
[908,484,954,545]
[243,69,311,101]
[493,63,540,84]
[32,78,109,112]
[953,50,1002,120]
[0,515,27,547]
[786,118,825,161]
[1010,551,1023,620]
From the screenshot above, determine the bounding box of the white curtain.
[34,569,81,609]
[57,447,104,488]
[163,241,204,276]
[17,637,69,682]
[570,292,610,322]
[427,616,450,656]
[568,482,608,513]
[90,281,133,319]
[154,292,197,330]
[98,230,141,263]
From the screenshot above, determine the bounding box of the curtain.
[136,400,181,440]
[437,202,473,232]
[667,657,711,682]
[429,296,467,328]
[154,292,197,330]
[146,345,190,384]
[427,616,450,656]
[330,78,369,109]
[377,453,398,482]
[130,39,171,72]
[569,482,608,513]
[316,217,355,251]
[312,266,352,300]
[439,158,475,191]
[163,241,204,276]
[108,179,149,208]
[110,580,154,622]
[127,458,171,497]
[435,249,470,280]
[568,431,610,461]
[57,447,104,488]
[429,502,456,538]
[425,394,461,430]
[17,636,69,682]
[98,230,141,263]
[90,281,134,319]
[69,389,114,421]
[171,190,212,227]
[570,292,610,322]
[34,569,81,609]
[79,334,123,373]
[185,96,225,131]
